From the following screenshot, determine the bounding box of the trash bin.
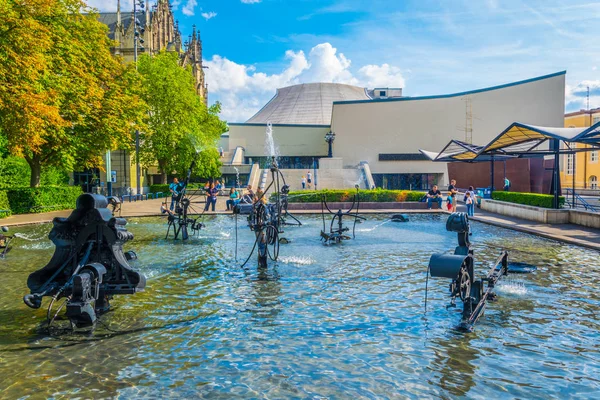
[476,187,492,199]
[475,187,492,208]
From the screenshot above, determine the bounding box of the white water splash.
[220,231,231,238]
[14,232,47,241]
[233,166,240,189]
[265,122,278,159]
[496,279,527,296]
[277,256,315,265]
[356,220,391,232]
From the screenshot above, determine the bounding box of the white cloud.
[205,42,406,122]
[566,80,600,110]
[182,0,197,16]
[241,0,261,3]
[201,11,217,20]
[358,64,405,88]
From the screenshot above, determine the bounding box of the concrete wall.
[481,198,600,228]
[227,123,329,157]
[331,72,566,186]
[480,199,570,224]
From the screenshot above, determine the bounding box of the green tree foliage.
[0,156,69,188]
[137,51,226,183]
[0,0,147,187]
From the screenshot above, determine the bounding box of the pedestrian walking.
[301,175,306,189]
[307,171,312,189]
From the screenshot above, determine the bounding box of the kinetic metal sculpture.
[427,212,509,331]
[235,156,289,268]
[165,161,206,240]
[320,186,365,244]
[0,226,14,258]
[23,194,146,329]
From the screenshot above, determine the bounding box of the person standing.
[169,177,180,211]
[219,146,224,157]
[307,171,312,189]
[504,177,511,191]
[204,182,218,212]
[427,185,443,209]
[447,179,458,213]
[301,175,306,189]
[464,186,477,216]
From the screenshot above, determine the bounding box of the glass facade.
[221,174,249,188]
[372,173,440,190]
[73,168,101,193]
[245,156,321,169]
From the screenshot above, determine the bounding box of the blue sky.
[89,0,600,122]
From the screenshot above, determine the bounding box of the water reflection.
[430,332,481,397]
[0,215,599,398]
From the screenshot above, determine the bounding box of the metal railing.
[565,188,599,212]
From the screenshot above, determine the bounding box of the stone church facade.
[98,0,207,101]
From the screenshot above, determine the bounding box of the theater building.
[221,71,566,191]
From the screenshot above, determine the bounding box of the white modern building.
[220,72,566,191]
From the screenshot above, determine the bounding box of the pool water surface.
[0,214,599,399]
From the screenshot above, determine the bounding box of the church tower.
[184,25,208,103]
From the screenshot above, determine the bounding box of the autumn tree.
[137,51,226,183]
[0,0,147,187]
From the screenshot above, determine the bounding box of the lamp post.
[325,131,336,158]
[133,0,145,195]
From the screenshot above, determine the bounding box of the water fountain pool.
[0,215,599,398]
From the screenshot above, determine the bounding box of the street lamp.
[133,0,144,195]
[325,131,336,158]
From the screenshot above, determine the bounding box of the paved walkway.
[1,197,599,251]
[465,206,600,251]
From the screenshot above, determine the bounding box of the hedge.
[1,186,83,214]
[287,189,425,203]
[149,184,170,194]
[491,191,565,209]
[0,191,11,218]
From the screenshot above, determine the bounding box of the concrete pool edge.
[2,204,599,251]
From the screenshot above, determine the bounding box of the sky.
[87,0,600,123]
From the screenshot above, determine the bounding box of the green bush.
[491,191,565,209]
[0,156,70,188]
[149,184,170,194]
[2,186,83,214]
[0,156,30,189]
[287,189,425,203]
[0,191,11,218]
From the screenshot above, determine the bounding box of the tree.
[0,0,147,187]
[137,51,226,183]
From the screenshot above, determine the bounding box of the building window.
[372,173,440,190]
[592,151,598,163]
[379,90,386,97]
[590,175,598,189]
[566,154,574,175]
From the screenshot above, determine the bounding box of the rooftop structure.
[246,83,371,125]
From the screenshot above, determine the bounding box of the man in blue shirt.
[169,177,180,211]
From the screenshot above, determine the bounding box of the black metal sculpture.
[165,161,206,240]
[235,156,289,268]
[320,186,365,244]
[0,226,14,258]
[426,212,509,331]
[23,194,146,329]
